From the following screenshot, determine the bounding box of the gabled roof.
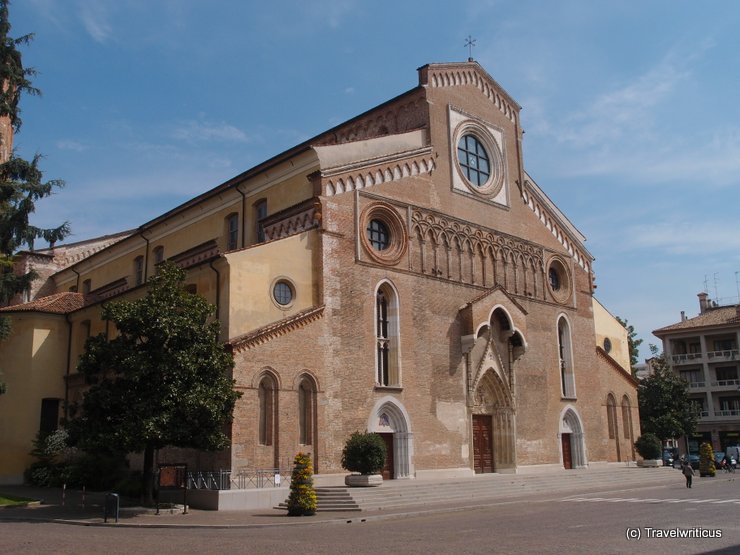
[0,292,84,315]
[654,305,740,335]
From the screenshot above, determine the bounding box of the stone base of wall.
[188,487,289,511]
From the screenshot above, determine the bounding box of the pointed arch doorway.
[366,396,414,479]
[471,370,515,473]
[560,407,587,469]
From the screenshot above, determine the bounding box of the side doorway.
[472,414,494,473]
[378,432,395,480]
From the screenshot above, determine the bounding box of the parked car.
[662,450,674,467]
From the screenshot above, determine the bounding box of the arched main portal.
[560,406,587,469]
[471,370,515,473]
[366,397,414,479]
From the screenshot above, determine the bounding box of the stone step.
[277,467,680,512]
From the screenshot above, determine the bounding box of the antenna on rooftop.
[465,35,477,62]
[714,272,720,303]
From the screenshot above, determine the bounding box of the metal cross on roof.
[465,35,477,61]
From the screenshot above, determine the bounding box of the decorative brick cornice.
[262,199,321,242]
[229,306,325,353]
[325,150,435,197]
[169,240,220,269]
[522,180,591,273]
[424,64,519,124]
[596,346,639,388]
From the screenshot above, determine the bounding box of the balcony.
[687,381,706,390]
[671,353,703,365]
[710,379,740,390]
[707,349,739,362]
[699,410,740,422]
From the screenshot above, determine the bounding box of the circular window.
[457,135,490,187]
[548,267,560,291]
[272,280,294,307]
[360,202,408,265]
[367,219,390,251]
[603,337,612,353]
[452,122,505,198]
[546,257,571,304]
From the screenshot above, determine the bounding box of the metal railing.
[187,468,288,490]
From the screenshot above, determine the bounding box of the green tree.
[616,316,643,373]
[637,346,698,444]
[0,0,69,394]
[68,262,240,504]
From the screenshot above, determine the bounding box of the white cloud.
[56,139,88,152]
[169,120,249,144]
[628,219,740,255]
[78,2,114,43]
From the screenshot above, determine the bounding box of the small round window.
[273,281,294,306]
[548,267,561,291]
[547,257,571,304]
[603,338,612,353]
[457,134,490,187]
[367,219,390,251]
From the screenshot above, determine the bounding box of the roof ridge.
[229,306,325,353]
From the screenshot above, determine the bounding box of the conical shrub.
[286,452,317,516]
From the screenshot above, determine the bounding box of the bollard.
[82,485,86,508]
[62,483,66,507]
[103,493,119,523]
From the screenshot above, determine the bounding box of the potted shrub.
[286,452,317,516]
[634,433,661,467]
[699,442,716,477]
[341,431,386,487]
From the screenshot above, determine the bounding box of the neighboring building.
[0,60,639,484]
[654,292,740,454]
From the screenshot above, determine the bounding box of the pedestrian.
[682,460,695,488]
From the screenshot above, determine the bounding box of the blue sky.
[10,1,740,357]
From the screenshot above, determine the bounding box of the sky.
[8,0,740,358]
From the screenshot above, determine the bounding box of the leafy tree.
[341,431,386,475]
[0,0,69,394]
[616,316,642,372]
[637,346,698,444]
[68,262,240,504]
[633,433,661,460]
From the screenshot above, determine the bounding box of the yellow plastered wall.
[224,229,319,339]
[0,313,68,484]
[592,297,631,372]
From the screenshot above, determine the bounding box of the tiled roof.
[0,292,85,315]
[653,306,740,335]
[229,306,325,353]
[596,346,639,387]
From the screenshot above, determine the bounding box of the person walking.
[682,460,695,488]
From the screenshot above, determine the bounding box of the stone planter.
[344,474,383,487]
[636,459,661,468]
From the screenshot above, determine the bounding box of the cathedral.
[0,61,639,484]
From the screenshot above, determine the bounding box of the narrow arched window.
[557,316,576,398]
[226,212,239,251]
[298,378,315,445]
[255,200,267,243]
[621,396,632,439]
[134,255,144,286]
[258,375,275,446]
[606,394,617,439]
[375,282,400,387]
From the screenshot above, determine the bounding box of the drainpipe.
[209,259,222,327]
[137,229,150,281]
[237,186,247,249]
